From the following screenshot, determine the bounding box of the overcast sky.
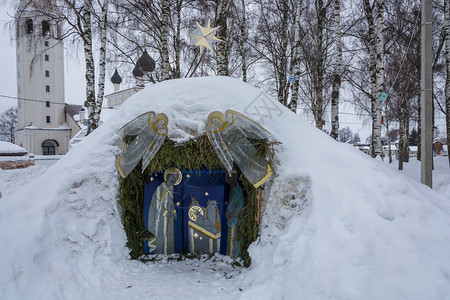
[1,4,446,142]
[0,5,115,115]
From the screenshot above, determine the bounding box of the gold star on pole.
[190,20,222,53]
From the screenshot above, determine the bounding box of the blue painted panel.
[143,172,183,254]
[182,170,228,255]
[144,169,244,257]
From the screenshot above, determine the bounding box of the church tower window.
[46,101,50,107]
[25,19,33,34]
[45,70,50,77]
[45,54,49,61]
[46,115,51,123]
[42,20,50,37]
[45,85,50,92]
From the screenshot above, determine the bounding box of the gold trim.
[225,110,272,136]
[164,168,182,185]
[152,113,168,135]
[147,112,154,125]
[188,205,203,221]
[141,135,167,172]
[119,111,155,132]
[116,156,126,178]
[188,221,221,240]
[221,140,228,150]
[152,123,168,135]
[253,163,273,188]
[207,111,227,133]
[155,113,169,127]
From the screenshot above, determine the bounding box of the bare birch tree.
[330,0,342,140]
[237,0,248,82]
[215,0,233,76]
[81,0,98,134]
[363,0,382,157]
[445,0,450,166]
[289,0,303,113]
[161,0,171,80]
[375,0,385,156]
[95,0,110,125]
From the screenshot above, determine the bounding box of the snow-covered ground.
[386,156,450,197]
[1,77,450,300]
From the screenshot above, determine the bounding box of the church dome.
[111,69,122,84]
[136,50,155,73]
[132,64,144,78]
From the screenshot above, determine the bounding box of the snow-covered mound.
[0,141,27,155]
[1,77,450,300]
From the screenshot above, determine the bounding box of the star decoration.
[205,192,209,196]
[190,20,222,53]
[186,174,191,178]
[176,202,180,206]
[193,232,199,239]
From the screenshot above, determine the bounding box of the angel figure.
[116,111,168,178]
[206,110,273,187]
[147,168,181,254]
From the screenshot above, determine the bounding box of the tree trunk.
[375,0,385,157]
[96,0,109,124]
[445,0,450,166]
[289,0,303,113]
[161,0,171,81]
[278,0,289,106]
[398,92,410,170]
[82,0,97,135]
[315,0,325,129]
[364,0,381,157]
[331,0,342,140]
[174,0,182,78]
[239,0,247,82]
[386,115,392,163]
[418,99,421,161]
[216,0,232,76]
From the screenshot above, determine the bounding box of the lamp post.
[421,0,433,188]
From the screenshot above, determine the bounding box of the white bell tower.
[15,0,71,155]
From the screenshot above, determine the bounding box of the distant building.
[354,143,371,155]
[0,141,34,170]
[15,0,81,155]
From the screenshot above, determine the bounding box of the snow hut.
[117,85,275,265]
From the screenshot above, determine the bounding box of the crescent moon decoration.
[190,20,222,76]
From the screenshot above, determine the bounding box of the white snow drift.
[0,77,449,300]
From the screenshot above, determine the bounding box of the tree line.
[13,0,450,168]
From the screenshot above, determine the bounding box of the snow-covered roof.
[0,141,27,155]
[99,106,119,124]
[0,77,449,299]
[382,145,398,151]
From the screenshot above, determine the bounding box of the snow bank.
[0,77,449,299]
[0,141,27,154]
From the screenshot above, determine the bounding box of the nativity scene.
[117,109,275,265]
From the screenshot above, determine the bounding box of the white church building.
[14,0,157,155]
[15,0,82,155]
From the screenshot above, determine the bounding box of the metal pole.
[421,0,433,188]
